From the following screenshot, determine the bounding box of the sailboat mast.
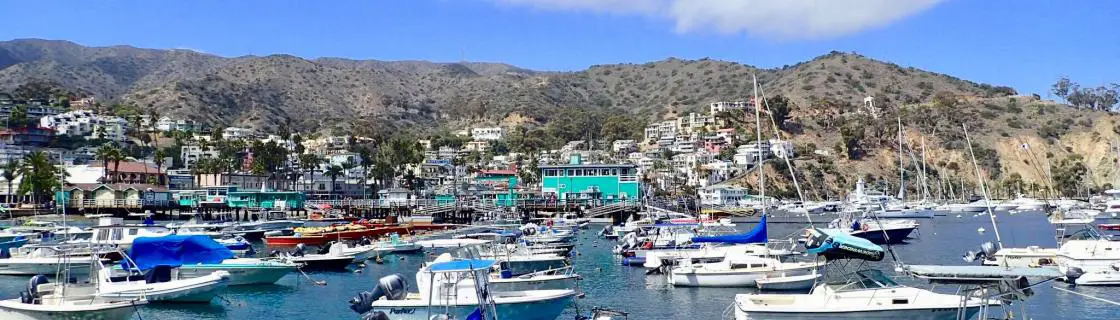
[897,117,904,200]
[921,137,929,201]
[753,74,765,214]
[963,124,1004,249]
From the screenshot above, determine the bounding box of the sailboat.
[668,216,822,287]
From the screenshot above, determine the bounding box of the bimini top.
[692,215,767,244]
[124,235,234,271]
[428,259,497,273]
[804,228,885,261]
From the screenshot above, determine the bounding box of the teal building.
[540,156,640,202]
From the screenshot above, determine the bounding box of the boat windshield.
[831,270,900,291]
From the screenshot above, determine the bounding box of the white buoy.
[978,227,986,234]
[956,215,962,218]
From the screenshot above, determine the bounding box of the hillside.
[1,39,1115,197]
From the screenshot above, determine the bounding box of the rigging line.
[963,124,1004,250]
[1051,286,1120,306]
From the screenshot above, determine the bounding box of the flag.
[466,308,484,320]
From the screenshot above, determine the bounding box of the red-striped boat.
[1100,224,1120,231]
[263,222,455,247]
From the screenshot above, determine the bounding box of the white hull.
[367,290,574,320]
[97,272,229,303]
[178,264,292,286]
[735,307,980,320]
[0,257,101,276]
[1074,270,1120,286]
[672,270,768,287]
[0,299,142,320]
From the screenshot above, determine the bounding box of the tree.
[7,104,27,128]
[210,126,225,143]
[18,151,59,204]
[765,95,792,130]
[153,149,167,186]
[1051,77,1074,100]
[298,154,322,192]
[1,160,20,204]
[94,144,122,183]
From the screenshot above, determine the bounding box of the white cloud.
[489,0,944,40]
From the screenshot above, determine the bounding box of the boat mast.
[752,74,765,215]
[963,124,1004,249]
[897,117,905,201]
[920,137,929,201]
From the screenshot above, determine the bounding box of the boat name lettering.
[390,308,416,314]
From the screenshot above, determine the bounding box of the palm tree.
[110,146,124,183]
[298,154,322,193]
[1,160,20,204]
[324,165,345,199]
[18,151,50,204]
[95,144,116,183]
[356,147,372,199]
[153,149,168,186]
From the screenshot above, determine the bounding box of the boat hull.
[851,227,915,245]
[735,307,981,320]
[0,300,142,320]
[0,259,100,276]
[97,276,229,303]
[291,256,354,271]
[178,265,293,286]
[367,292,573,320]
[671,270,768,287]
[490,275,579,292]
[504,259,567,276]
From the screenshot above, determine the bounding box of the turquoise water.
[0,212,1117,319]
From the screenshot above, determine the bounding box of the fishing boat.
[98,236,233,302]
[827,213,918,245]
[415,238,491,249]
[734,228,997,319]
[124,235,295,286]
[0,275,147,320]
[83,218,173,251]
[348,258,576,320]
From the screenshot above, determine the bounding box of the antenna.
[963,124,1003,249]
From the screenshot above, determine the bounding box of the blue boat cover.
[691,215,767,244]
[428,259,497,272]
[805,228,885,261]
[123,235,234,271]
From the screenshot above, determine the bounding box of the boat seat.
[145,265,173,284]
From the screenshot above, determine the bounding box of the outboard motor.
[22,275,49,304]
[361,312,390,320]
[349,274,409,314]
[359,237,373,246]
[269,249,283,257]
[291,244,306,257]
[962,242,996,263]
[1064,266,1085,287]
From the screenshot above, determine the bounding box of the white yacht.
[82,218,173,251]
[0,246,105,276]
[669,254,820,287]
[733,269,996,319]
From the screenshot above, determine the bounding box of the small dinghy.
[754,273,821,291]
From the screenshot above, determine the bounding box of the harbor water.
[0,211,1116,319]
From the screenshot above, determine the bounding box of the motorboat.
[96,265,230,303]
[479,247,568,276]
[224,217,305,239]
[348,258,576,320]
[124,235,294,286]
[0,246,105,276]
[428,253,579,292]
[273,244,355,271]
[982,245,1057,267]
[828,215,918,245]
[733,269,995,319]
[1005,194,1048,211]
[0,275,146,320]
[178,258,295,286]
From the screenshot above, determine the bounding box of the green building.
[227,189,306,210]
[540,155,640,203]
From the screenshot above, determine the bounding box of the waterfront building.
[57,183,170,209]
[227,188,305,210]
[540,155,640,202]
[470,127,505,141]
[181,144,219,170]
[378,188,411,206]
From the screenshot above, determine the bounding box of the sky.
[0,0,1117,96]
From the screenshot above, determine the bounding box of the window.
[611,169,618,176]
[128,229,138,236]
[601,169,611,176]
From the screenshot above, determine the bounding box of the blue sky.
[1,0,1117,96]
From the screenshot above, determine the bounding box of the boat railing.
[517,265,575,278]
